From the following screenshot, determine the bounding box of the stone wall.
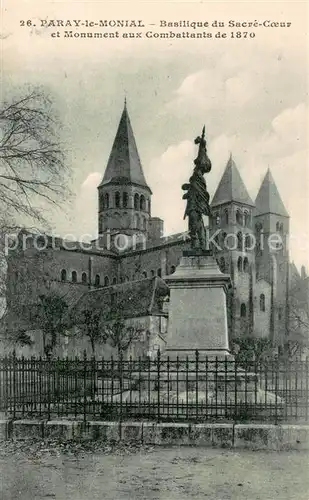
[1,420,308,450]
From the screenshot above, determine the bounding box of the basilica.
[4,102,300,356]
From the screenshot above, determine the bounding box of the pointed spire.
[255,169,289,217]
[99,102,151,192]
[211,154,254,207]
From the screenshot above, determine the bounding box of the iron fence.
[0,351,308,424]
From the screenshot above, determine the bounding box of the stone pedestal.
[164,253,232,358]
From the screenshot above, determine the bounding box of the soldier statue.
[182,126,212,250]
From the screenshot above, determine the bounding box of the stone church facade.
[5,102,295,353]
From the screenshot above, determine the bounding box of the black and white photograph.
[0,1,308,498]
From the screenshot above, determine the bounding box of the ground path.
[0,441,308,500]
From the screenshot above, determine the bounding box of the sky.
[2,0,309,270]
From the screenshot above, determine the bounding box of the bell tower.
[254,169,290,344]
[210,154,255,338]
[97,100,152,239]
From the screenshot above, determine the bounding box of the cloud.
[82,172,102,189]
[148,140,195,234]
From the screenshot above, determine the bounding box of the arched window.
[99,214,104,232]
[141,217,146,231]
[104,192,109,209]
[215,213,220,225]
[134,214,139,229]
[243,257,249,272]
[95,274,100,287]
[140,195,146,211]
[255,222,263,254]
[142,271,147,278]
[157,268,162,277]
[240,303,247,317]
[237,231,243,251]
[236,210,243,225]
[71,271,77,283]
[134,193,139,210]
[260,294,265,312]
[245,234,252,250]
[61,269,67,282]
[99,194,104,211]
[219,257,225,273]
[150,270,155,277]
[244,211,250,227]
[104,276,109,287]
[115,191,120,208]
[112,277,117,285]
[237,256,243,272]
[224,209,229,225]
[123,192,128,208]
[276,221,280,232]
[170,265,176,274]
[280,223,283,233]
[81,272,87,284]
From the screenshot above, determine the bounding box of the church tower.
[210,154,255,338]
[97,101,152,239]
[254,169,290,344]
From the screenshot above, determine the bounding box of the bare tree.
[75,305,144,358]
[35,293,69,358]
[101,310,144,358]
[0,87,70,224]
[0,87,70,320]
[79,309,103,355]
[286,279,309,357]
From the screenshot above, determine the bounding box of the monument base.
[164,253,232,359]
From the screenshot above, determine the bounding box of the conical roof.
[99,102,151,191]
[211,154,254,207]
[255,169,289,217]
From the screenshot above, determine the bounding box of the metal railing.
[0,350,308,424]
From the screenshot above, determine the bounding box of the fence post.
[83,350,87,423]
[274,356,279,424]
[195,350,199,422]
[157,349,161,423]
[119,352,123,425]
[234,357,238,422]
[0,356,8,415]
[167,354,170,420]
[46,355,51,420]
[12,350,16,420]
[186,355,189,420]
[214,356,218,420]
[224,355,228,420]
[147,354,151,420]
[21,355,25,418]
[91,354,96,417]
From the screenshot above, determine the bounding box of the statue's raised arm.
[182,126,212,251]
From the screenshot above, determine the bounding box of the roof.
[99,102,151,192]
[71,277,170,322]
[255,169,289,217]
[11,231,118,257]
[211,154,254,208]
